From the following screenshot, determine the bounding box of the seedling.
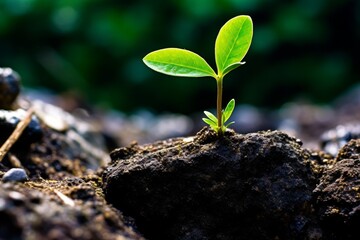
[143,15,253,135]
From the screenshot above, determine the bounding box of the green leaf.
[202,118,217,129]
[204,111,218,124]
[143,48,216,78]
[225,121,235,128]
[222,62,246,77]
[215,15,253,76]
[223,99,235,123]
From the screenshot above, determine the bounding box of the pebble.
[2,168,28,182]
[0,67,21,109]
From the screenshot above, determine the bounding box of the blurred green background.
[0,0,359,114]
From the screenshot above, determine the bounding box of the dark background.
[0,0,359,114]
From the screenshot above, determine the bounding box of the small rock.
[2,168,28,182]
[32,100,70,132]
[0,67,21,109]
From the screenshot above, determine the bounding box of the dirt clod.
[103,128,316,240]
[314,139,360,239]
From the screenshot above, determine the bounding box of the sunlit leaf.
[143,48,216,78]
[202,118,215,126]
[202,118,218,131]
[222,62,246,77]
[223,99,235,123]
[225,121,235,128]
[204,111,218,123]
[215,15,253,76]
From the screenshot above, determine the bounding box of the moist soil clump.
[314,139,360,239]
[103,127,318,240]
[0,176,143,240]
[0,103,144,239]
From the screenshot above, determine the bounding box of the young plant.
[143,15,253,135]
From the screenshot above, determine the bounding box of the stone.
[2,168,28,182]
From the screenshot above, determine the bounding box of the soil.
[103,128,360,240]
[103,128,318,240]
[313,139,360,239]
[2,69,360,239]
[3,107,360,240]
[0,123,144,240]
[0,67,145,240]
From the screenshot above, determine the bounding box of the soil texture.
[314,139,360,239]
[3,67,360,239]
[103,128,319,240]
[0,108,144,240]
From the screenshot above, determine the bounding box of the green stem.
[216,75,223,135]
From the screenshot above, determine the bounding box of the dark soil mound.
[103,128,317,240]
[314,139,360,239]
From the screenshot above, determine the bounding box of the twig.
[0,107,35,162]
[54,189,75,207]
[8,153,24,168]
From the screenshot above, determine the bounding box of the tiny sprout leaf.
[143,48,216,78]
[223,99,235,123]
[204,111,218,123]
[225,121,235,128]
[222,61,246,77]
[215,15,253,76]
[202,118,216,127]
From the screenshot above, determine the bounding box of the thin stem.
[216,75,223,135]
